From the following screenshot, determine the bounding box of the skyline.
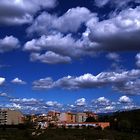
[0,0,140,114]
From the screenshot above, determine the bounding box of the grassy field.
[0,128,140,140]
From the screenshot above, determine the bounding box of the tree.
[118,120,131,132]
[85,117,97,122]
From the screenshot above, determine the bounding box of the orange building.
[47,111,60,122]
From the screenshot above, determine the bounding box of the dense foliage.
[99,109,140,132]
[0,128,140,140]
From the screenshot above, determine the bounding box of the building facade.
[59,112,76,123]
[76,113,87,123]
[0,109,23,125]
[57,122,110,130]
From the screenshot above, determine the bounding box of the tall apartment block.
[0,109,23,125]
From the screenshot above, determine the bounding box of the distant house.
[59,112,98,123]
[76,113,87,123]
[31,111,109,130]
[0,109,24,125]
[59,112,76,123]
[85,112,98,121]
[47,111,60,122]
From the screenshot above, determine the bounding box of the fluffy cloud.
[94,0,109,7]
[5,103,40,113]
[23,33,91,64]
[75,98,86,106]
[30,51,72,64]
[32,77,54,90]
[91,97,113,113]
[91,96,138,113]
[24,6,140,63]
[8,98,63,113]
[95,97,110,105]
[87,6,140,52]
[0,93,7,97]
[0,77,5,85]
[136,53,140,67]
[11,103,22,109]
[25,7,97,64]
[10,98,42,105]
[113,80,140,95]
[24,34,84,57]
[1,96,139,114]
[104,106,115,111]
[11,77,26,85]
[94,0,140,8]
[0,36,20,53]
[0,0,57,25]
[119,96,132,103]
[0,92,13,99]
[122,104,138,110]
[32,69,140,94]
[27,7,95,34]
[46,101,61,107]
[106,53,120,62]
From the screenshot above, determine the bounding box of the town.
[0,108,110,130]
[0,108,140,140]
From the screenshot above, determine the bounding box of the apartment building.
[47,111,60,122]
[0,110,7,125]
[0,109,23,125]
[59,112,76,123]
[76,113,87,123]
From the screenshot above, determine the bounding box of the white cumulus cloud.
[87,6,140,52]
[119,95,132,103]
[136,53,140,67]
[106,53,120,62]
[0,0,57,25]
[0,36,20,53]
[0,77,5,85]
[32,69,140,95]
[11,77,26,85]
[75,98,86,106]
[30,51,72,64]
[27,7,95,34]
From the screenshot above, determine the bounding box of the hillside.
[99,109,140,132]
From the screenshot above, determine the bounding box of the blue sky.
[0,0,140,114]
